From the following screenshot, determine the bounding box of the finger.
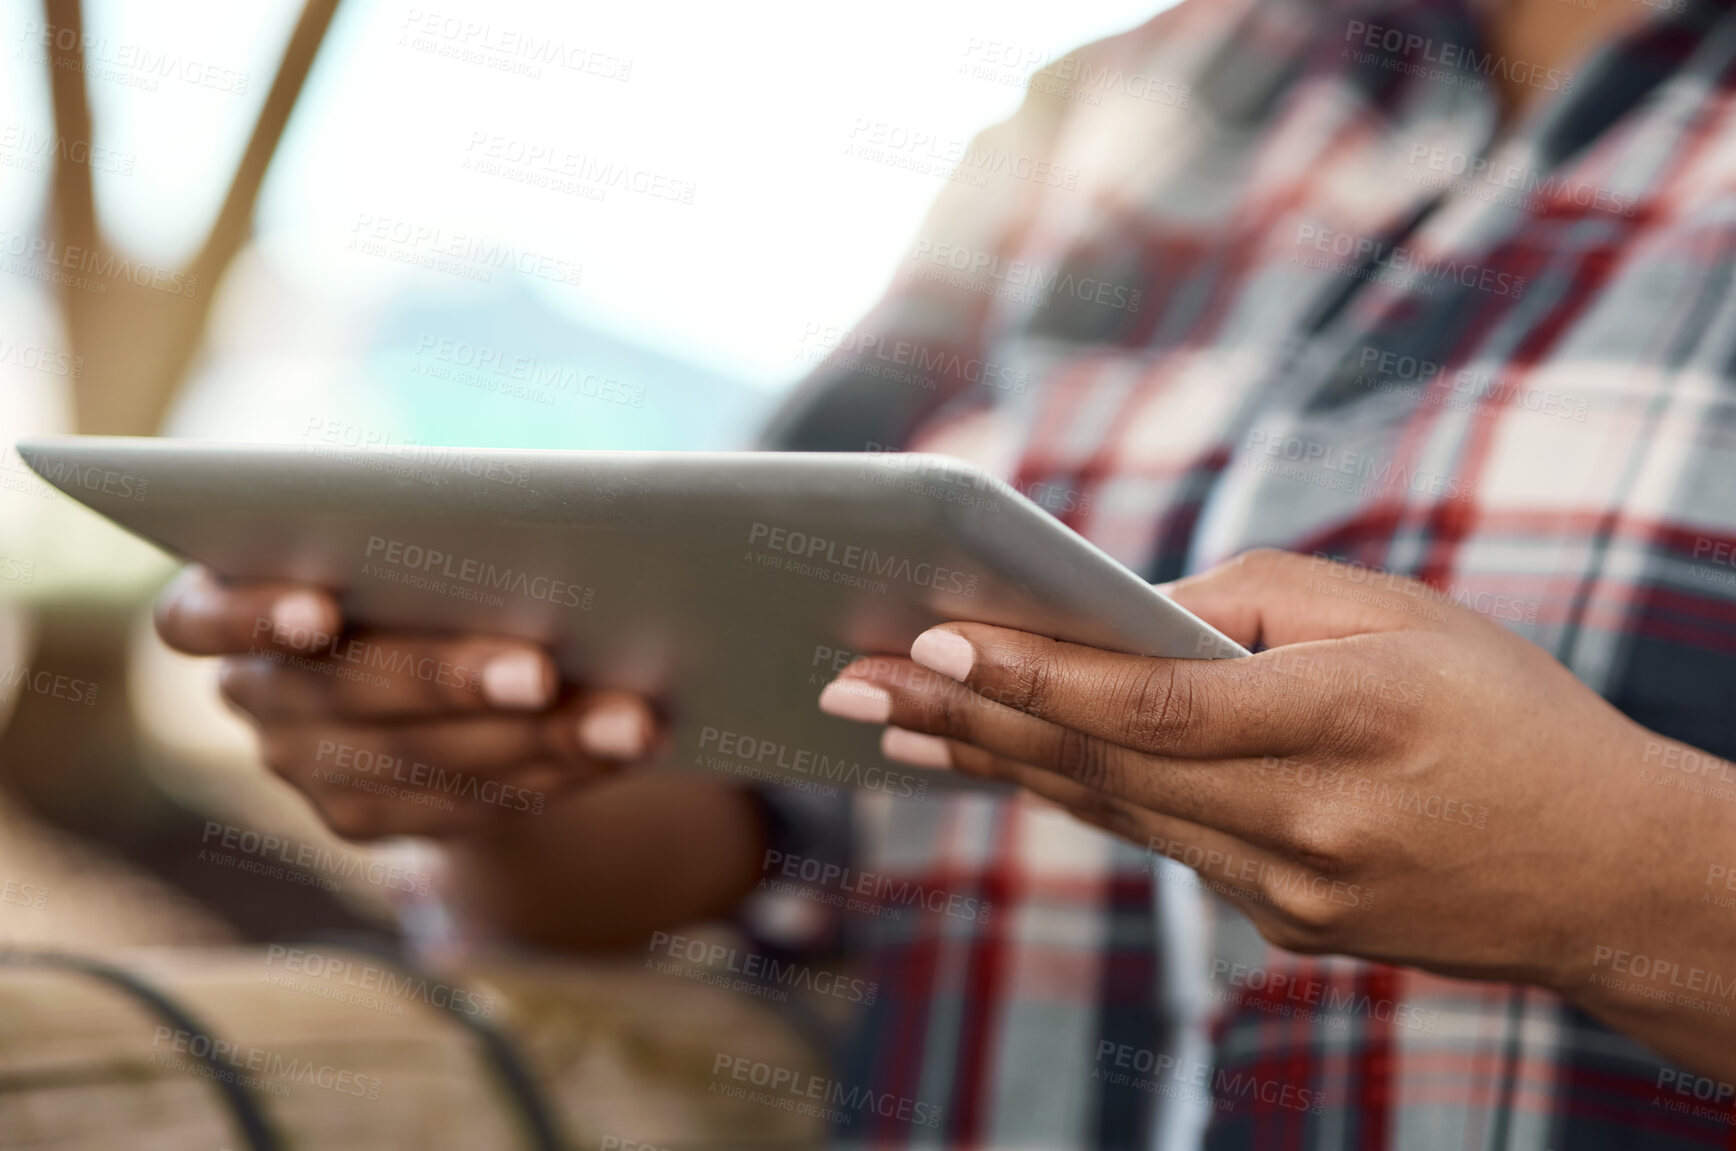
[156,566,342,656]
[821,659,1294,843]
[573,691,658,760]
[298,760,569,841]
[1164,548,1447,650]
[258,701,630,841]
[889,732,1319,924]
[219,635,558,720]
[897,622,1355,761]
[260,702,633,793]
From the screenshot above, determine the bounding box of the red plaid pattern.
[765,0,1736,1145]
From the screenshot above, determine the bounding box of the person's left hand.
[815,548,1677,992]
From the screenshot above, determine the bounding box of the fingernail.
[578,699,649,760]
[270,591,329,648]
[481,650,552,710]
[910,628,974,681]
[818,679,892,723]
[881,727,951,768]
[1153,580,1179,596]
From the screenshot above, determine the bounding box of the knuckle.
[1279,889,1346,936]
[987,642,1056,715]
[1236,548,1299,600]
[1315,676,1398,757]
[1123,661,1196,752]
[1256,878,1354,950]
[1256,915,1336,956]
[1052,727,1114,790]
[1238,547,1292,581]
[1060,790,1142,839]
[1276,810,1358,876]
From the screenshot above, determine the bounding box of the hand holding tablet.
[151,565,658,838]
[20,437,1244,820]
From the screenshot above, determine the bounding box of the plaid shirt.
[762,0,1736,1145]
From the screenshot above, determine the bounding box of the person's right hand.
[154,566,659,841]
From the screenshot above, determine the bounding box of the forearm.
[447,774,766,951]
[1558,733,1736,1084]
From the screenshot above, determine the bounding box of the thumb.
[1163,549,1441,650]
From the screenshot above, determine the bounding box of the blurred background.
[0,0,1167,1143]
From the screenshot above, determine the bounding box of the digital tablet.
[17,436,1246,797]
